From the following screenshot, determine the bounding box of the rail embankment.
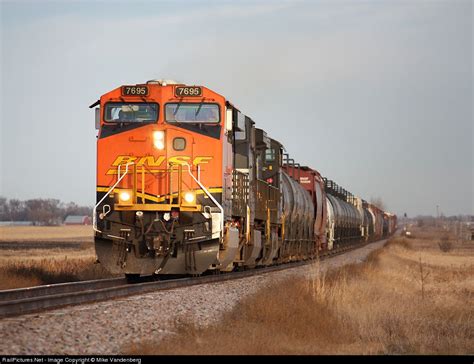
[129,228,473,354]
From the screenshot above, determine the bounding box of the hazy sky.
[1,0,472,217]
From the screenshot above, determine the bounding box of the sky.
[0,0,472,217]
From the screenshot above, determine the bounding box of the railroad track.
[0,238,388,318]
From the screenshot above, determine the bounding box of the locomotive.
[90,80,396,279]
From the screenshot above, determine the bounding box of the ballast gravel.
[0,240,387,355]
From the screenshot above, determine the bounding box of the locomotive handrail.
[93,162,134,233]
[184,162,224,240]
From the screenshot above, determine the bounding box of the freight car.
[90,80,396,279]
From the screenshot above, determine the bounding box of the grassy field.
[127,227,473,355]
[0,225,115,289]
[0,225,93,242]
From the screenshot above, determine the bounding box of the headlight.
[118,190,133,205]
[153,131,165,150]
[183,191,196,204]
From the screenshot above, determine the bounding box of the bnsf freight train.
[90,80,397,279]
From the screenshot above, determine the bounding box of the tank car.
[323,179,364,249]
[283,165,327,251]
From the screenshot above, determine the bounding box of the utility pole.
[436,205,439,227]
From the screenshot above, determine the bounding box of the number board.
[122,86,149,96]
[175,86,202,97]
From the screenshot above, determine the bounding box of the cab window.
[104,103,158,123]
[265,148,276,162]
[165,103,220,123]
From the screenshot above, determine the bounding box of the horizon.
[0,195,472,220]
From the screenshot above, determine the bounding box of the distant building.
[64,215,91,225]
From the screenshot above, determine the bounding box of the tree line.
[0,197,92,226]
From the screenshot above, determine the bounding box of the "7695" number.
[122,86,148,96]
[175,86,202,97]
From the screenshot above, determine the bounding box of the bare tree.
[0,197,8,221]
[62,201,91,220]
[8,199,25,221]
[416,257,430,300]
[0,197,92,224]
[25,199,61,225]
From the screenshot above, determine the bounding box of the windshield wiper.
[141,97,157,115]
[195,98,205,117]
[173,102,182,116]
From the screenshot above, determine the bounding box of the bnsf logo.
[106,155,213,175]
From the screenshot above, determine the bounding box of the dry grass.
[127,228,474,355]
[0,257,115,290]
[0,226,114,289]
[0,225,93,242]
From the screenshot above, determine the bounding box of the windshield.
[104,103,158,123]
[165,103,220,123]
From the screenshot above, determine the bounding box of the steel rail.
[0,277,126,302]
[0,238,388,318]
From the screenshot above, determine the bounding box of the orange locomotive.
[91,79,396,279]
[91,80,232,277]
